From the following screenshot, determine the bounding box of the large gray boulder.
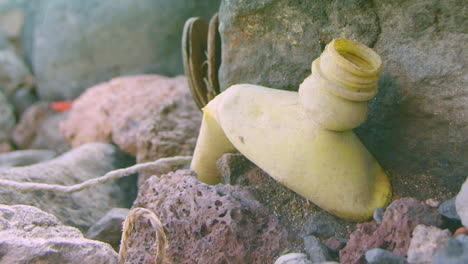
[23,0,220,100]
[0,32,32,94]
[0,18,37,117]
[0,204,118,264]
[218,0,467,200]
[0,142,135,231]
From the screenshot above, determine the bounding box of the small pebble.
[365,248,408,264]
[303,236,331,263]
[439,198,461,221]
[274,253,312,264]
[454,227,468,237]
[325,237,346,252]
[86,208,129,250]
[373,208,384,224]
[425,198,440,208]
[301,211,348,239]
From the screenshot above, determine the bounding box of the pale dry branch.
[119,207,168,264]
[0,156,192,194]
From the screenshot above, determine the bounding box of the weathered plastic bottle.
[191,39,391,221]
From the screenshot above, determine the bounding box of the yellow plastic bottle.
[191,39,391,221]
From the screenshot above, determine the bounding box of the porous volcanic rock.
[131,170,288,263]
[218,0,468,201]
[136,89,201,184]
[0,204,118,264]
[0,142,135,231]
[339,198,443,264]
[60,75,188,156]
[217,153,353,250]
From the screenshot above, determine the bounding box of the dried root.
[0,156,192,193]
[119,207,168,264]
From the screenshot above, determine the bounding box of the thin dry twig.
[119,207,168,264]
[0,156,192,194]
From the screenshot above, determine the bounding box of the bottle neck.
[299,39,382,131]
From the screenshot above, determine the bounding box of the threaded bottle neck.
[312,39,382,101]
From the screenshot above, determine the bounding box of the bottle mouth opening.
[329,39,382,76]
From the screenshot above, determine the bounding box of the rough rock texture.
[131,170,288,263]
[136,89,202,184]
[13,102,70,153]
[217,153,353,251]
[456,178,468,229]
[274,253,312,264]
[407,225,452,264]
[0,143,135,231]
[86,208,129,251]
[0,149,56,167]
[60,75,188,156]
[22,0,220,100]
[432,235,468,264]
[339,198,443,264]
[219,0,380,92]
[365,249,408,264]
[218,0,468,201]
[0,91,15,143]
[0,204,118,264]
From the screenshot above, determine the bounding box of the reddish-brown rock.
[136,90,201,184]
[339,198,443,264]
[60,75,188,155]
[217,153,353,251]
[130,170,288,264]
